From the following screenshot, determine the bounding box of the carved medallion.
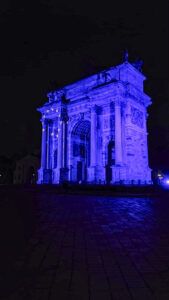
[131,106,143,128]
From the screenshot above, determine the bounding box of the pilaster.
[87,105,97,182]
[57,118,63,169]
[41,119,47,169]
[115,99,123,165]
[90,105,97,166]
[47,120,53,169]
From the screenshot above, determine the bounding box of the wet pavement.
[2,192,169,299]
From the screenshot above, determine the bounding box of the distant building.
[0,156,13,184]
[13,154,40,184]
[37,60,152,184]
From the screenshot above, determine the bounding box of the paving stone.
[2,193,169,299]
[34,270,53,289]
[111,289,132,300]
[68,270,89,299]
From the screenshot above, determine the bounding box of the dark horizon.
[0,0,168,169]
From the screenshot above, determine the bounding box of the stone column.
[64,122,68,168]
[47,120,53,169]
[144,111,149,166]
[87,106,97,183]
[57,119,63,169]
[50,120,54,169]
[90,106,97,166]
[52,118,58,169]
[67,122,72,181]
[115,100,122,165]
[41,119,47,169]
[62,121,65,168]
[97,107,103,165]
[58,115,69,182]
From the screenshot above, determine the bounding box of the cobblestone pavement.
[2,194,169,300]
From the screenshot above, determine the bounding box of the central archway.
[71,120,90,182]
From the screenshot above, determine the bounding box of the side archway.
[106,140,115,184]
[70,120,90,182]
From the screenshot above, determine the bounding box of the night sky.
[0,1,168,169]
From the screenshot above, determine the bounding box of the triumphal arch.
[37,60,152,184]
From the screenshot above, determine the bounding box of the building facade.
[14,155,40,184]
[37,61,152,184]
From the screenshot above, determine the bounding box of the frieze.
[71,114,80,119]
[131,106,143,128]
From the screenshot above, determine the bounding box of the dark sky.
[0,0,168,169]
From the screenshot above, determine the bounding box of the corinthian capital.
[41,119,47,126]
[115,99,122,107]
[91,104,98,113]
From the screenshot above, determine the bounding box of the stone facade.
[37,61,152,184]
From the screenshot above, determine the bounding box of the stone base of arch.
[110,166,152,185]
[52,168,60,184]
[37,168,52,184]
[87,166,106,184]
[52,167,69,184]
[95,166,106,184]
[110,166,127,184]
[37,168,43,184]
[60,168,69,183]
[87,166,96,183]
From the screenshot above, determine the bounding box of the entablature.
[126,83,151,105]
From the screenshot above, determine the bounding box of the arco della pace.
[37,59,152,184]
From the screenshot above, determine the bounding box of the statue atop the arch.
[132,60,143,72]
[124,49,129,62]
[37,60,152,185]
